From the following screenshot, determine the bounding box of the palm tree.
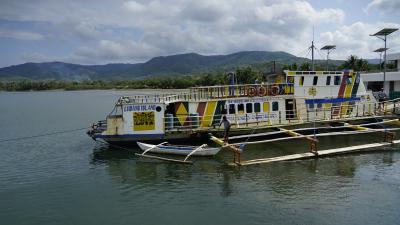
[341,55,369,71]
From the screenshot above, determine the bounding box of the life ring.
[258,86,267,97]
[270,85,279,96]
[248,87,257,97]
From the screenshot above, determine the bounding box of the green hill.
[0,51,338,81]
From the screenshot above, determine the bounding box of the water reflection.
[381,151,395,165]
[90,143,134,164]
[89,137,399,201]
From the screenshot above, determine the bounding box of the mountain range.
[0,51,344,81]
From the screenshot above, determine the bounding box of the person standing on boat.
[219,116,231,143]
[378,88,388,111]
[228,72,236,96]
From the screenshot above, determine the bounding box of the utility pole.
[370,28,398,94]
[374,48,388,71]
[311,41,315,71]
[310,26,315,71]
[321,45,336,71]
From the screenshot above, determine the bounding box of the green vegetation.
[0,68,260,91]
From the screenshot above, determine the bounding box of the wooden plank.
[236,140,400,166]
[232,127,400,146]
[343,123,369,131]
[135,153,193,164]
[279,128,317,142]
[210,135,242,153]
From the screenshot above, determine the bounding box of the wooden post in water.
[393,101,396,114]
[383,131,395,143]
[363,104,365,116]
[309,138,318,155]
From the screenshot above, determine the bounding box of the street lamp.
[373,47,389,71]
[321,45,336,71]
[370,28,398,94]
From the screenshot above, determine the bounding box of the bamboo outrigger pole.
[236,139,400,166]
[135,153,193,164]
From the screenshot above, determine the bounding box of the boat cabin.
[92,70,377,142]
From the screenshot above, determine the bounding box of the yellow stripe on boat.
[201,101,217,127]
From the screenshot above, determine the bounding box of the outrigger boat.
[136,142,220,156]
[135,142,221,164]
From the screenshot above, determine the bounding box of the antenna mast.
[310,27,315,71]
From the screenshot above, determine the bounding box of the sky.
[0,0,399,67]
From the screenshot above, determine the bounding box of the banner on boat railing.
[133,111,155,131]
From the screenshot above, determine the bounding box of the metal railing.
[116,83,295,104]
[162,99,400,131]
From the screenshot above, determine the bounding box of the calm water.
[0,90,400,225]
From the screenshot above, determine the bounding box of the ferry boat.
[87,70,398,145]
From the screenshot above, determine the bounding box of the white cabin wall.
[294,75,341,98]
[293,72,368,99]
[122,103,165,135]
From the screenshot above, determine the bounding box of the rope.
[94,139,135,152]
[0,127,89,143]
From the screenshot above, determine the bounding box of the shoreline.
[0,88,188,93]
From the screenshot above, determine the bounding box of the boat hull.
[92,116,396,145]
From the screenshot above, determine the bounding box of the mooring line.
[0,127,89,143]
[94,139,135,152]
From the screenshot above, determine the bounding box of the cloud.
[319,21,400,59]
[21,52,51,62]
[71,39,163,64]
[366,0,400,15]
[74,22,100,40]
[8,0,395,67]
[123,1,146,13]
[0,29,44,40]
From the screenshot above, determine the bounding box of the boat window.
[334,76,341,85]
[326,76,331,85]
[299,76,304,86]
[346,76,353,85]
[246,103,253,113]
[263,102,269,112]
[229,104,236,114]
[238,104,245,114]
[313,76,318,85]
[287,76,294,84]
[317,103,323,108]
[221,104,227,114]
[254,103,261,113]
[272,101,279,111]
[308,103,314,109]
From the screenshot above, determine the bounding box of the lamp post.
[321,45,336,71]
[370,28,398,94]
[373,48,389,71]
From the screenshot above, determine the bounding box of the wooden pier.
[233,140,400,166]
